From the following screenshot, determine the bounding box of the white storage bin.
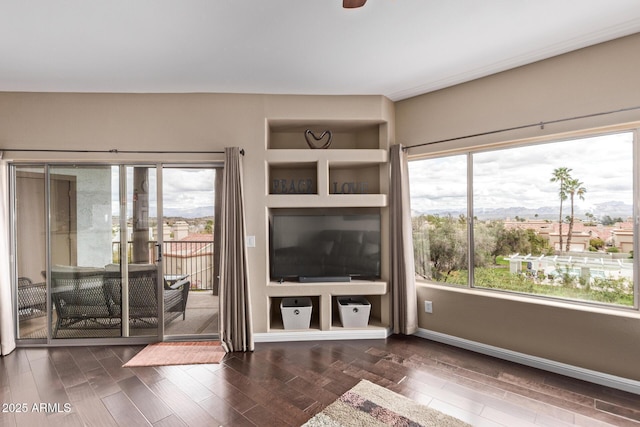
[280,297,312,330]
[337,296,371,328]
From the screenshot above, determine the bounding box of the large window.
[409,131,636,307]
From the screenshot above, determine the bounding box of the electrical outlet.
[424,301,433,313]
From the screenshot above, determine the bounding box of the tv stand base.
[299,276,351,283]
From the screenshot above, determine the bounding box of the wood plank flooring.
[1,335,639,426]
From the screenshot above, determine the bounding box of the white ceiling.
[2,0,640,101]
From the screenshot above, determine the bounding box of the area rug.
[303,379,470,427]
[122,341,226,367]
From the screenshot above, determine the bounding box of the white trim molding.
[415,328,640,396]
[254,328,391,343]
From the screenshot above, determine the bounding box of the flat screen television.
[270,211,381,282]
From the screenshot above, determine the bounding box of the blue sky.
[408,131,634,216]
[111,167,216,217]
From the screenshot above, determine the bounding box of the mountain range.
[413,200,633,221]
[164,205,215,218]
[167,201,632,222]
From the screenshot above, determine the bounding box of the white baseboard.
[415,328,640,396]
[254,328,391,343]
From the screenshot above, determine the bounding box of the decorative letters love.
[332,181,369,194]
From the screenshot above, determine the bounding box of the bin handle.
[353,308,359,313]
[294,309,300,316]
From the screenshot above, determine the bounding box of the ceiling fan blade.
[343,0,367,8]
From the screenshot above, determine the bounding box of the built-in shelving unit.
[266,149,387,208]
[263,120,391,339]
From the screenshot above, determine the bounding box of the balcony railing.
[112,240,216,291]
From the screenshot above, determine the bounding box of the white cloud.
[409,132,633,215]
[162,169,215,212]
[111,167,217,217]
[409,154,467,212]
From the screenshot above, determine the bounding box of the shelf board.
[266,149,387,164]
[268,119,385,133]
[268,317,321,332]
[331,318,386,330]
[266,280,387,297]
[255,328,391,342]
[266,193,387,208]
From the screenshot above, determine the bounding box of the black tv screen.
[270,212,381,281]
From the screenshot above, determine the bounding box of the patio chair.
[166,276,190,321]
[50,266,119,337]
[104,264,190,326]
[17,277,47,321]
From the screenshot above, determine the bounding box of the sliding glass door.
[13,163,220,343]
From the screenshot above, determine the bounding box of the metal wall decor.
[332,181,369,194]
[272,179,314,194]
[304,129,332,149]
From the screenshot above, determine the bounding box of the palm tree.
[550,167,571,253]
[564,177,587,252]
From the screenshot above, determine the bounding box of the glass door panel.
[15,166,48,339]
[162,167,219,337]
[123,165,161,337]
[48,165,122,339]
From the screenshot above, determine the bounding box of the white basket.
[280,297,312,329]
[337,296,371,328]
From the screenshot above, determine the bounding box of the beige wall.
[416,286,640,380]
[397,33,640,381]
[397,33,640,157]
[0,91,393,336]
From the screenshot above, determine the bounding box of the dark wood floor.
[1,335,639,427]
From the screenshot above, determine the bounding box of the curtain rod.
[403,105,640,151]
[0,148,244,155]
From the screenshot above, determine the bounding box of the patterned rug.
[303,380,470,427]
[122,341,226,367]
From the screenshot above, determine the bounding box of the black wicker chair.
[50,266,118,337]
[17,277,47,321]
[49,264,190,336]
[104,264,190,327]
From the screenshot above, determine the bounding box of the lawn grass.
[437,263,633,307]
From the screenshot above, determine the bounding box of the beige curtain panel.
[390,144,418,335]
[219,147,254,352]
